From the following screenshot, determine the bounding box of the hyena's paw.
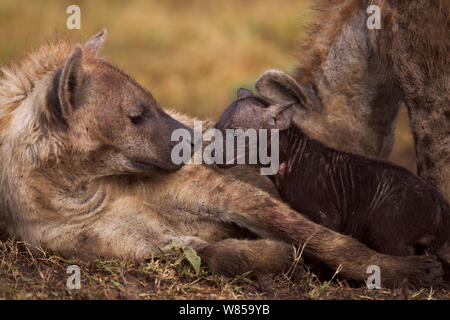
[199,244,251,277]
[436,245,450,267]
[396,255,443,288]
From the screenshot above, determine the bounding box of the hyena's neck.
[278,126,308,170]
[278,125,348,173]
[25,167,110,220]
[297,74,401,158]
[293,0,402,159]
[385,0,449,201]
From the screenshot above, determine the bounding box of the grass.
[0,0,434,299]
[1,238,448,300]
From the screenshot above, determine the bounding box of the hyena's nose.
[179,126,199,158]
[190,128,203,154]
[170,119,196,148]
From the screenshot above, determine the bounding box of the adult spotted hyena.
[0,30,443,288]
[256,0,449,201]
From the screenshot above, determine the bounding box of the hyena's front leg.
[33,196,296,278]
[34,208,179,262]
[146,164,443,287]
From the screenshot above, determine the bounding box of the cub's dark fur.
[215,88,450,265]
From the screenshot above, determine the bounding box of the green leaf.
[162,240,183,252]
[183,246,201,276]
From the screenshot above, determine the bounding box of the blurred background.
[0,0,415,171]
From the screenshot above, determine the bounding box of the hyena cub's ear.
[84,29,107,54]
[237,88,254,99]
[255,70,321,113]
[263,102,294,130]
[46,45,84,124]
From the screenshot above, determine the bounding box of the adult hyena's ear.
[84,29,107,54]
[46,45,84,125]
[263,102,294,130]
[255,69,321,112]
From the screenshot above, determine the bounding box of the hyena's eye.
[129,114,143,125]
[128,111,145,125]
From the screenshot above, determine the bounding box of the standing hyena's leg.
[404,95,450,202]
[145,164,443,287]
[385,1,449,202]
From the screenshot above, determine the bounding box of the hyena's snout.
[162,116,196,170]
[133,113,196,172]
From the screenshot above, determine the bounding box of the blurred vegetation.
[0,0,415,169]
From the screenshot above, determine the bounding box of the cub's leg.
[368,189,450,263]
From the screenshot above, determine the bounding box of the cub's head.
[213,88,293,169]
[216,68,320,133]
[41,30,194,175]
[213,70,319,169]
[214,88,293,133]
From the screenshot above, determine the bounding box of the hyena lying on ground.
[213,84,450,265]
[258,0,449,201]
[0,30,443,288]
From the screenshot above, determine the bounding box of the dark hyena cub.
[213,74,450,266]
